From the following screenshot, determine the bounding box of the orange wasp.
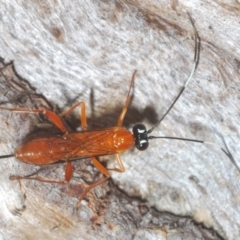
[0,15,236,201]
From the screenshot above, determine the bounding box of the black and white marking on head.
[133,124,149,150]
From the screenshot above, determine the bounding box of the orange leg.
[10,157,74,185]
[107,154,125,173]
[117,70,136,127]
[113,72,136,177]
[10,160,73,184]
[78,153,126,202]
[60,102,87,130]
[78,156,111,202]
[0,107,66,132]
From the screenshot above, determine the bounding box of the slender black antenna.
[149,136,203,143]
[148,13,200,134]
[0,154,14,159]
[149,135,239,173]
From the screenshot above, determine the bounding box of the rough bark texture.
[0,1,240,240]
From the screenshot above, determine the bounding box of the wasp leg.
[60,101,87,130]
[10,160,74,184]
[78,156,111,203]
[107,154,125,172]
[0,107,66,132]
[117,70,136,127]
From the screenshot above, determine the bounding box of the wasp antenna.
[149,136,203,144]
[0,154,15,159]
[149,13,200,133]
[149,135,239,173]
[196,140,240,173]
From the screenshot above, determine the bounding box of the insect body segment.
[15,128,134,165]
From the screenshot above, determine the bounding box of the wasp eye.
[132,124,149,151]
